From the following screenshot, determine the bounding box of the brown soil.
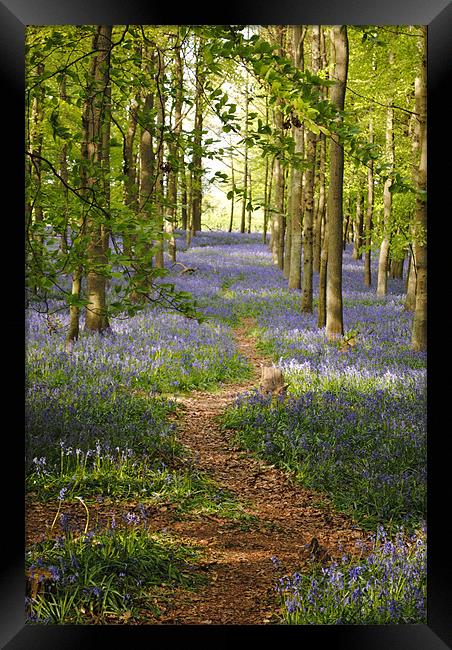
[25,317,372,625]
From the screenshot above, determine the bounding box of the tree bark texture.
[364,117,374,287]
[325,25,348,341]
[83,25,113,333]
[301,26,320,310]
[154,49,166,269]
[411,28,427,351]
[191,38,204,233]
[377,52,395,297]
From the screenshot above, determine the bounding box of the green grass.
[26,525,206,624]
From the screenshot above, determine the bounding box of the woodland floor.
[26,317,373,625]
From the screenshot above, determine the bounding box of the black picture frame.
[2,0,451,647]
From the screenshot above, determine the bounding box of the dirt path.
[26,318,371,625]
[143,318,371,624]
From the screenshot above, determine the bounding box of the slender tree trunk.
[247,170,253,234]
[262,156,269,241]
[405,78,421,311]
[405,249,417,310]
[364,116,374,287]
[154,50,165,269]
[123,95,139,259]
[343,209,350,251]
[229,149,235,232]
[191,37,204,233]
[283,168,292,279]
[28,60,46,289]
[314,27,328,276]
[134,46,156,301]
[390,254,404,279]
[100,52,111,257]
[377,53,395,297]
[411,27,427,351]
[316,25,330,327]
[181,161,188,231]
[318,219,329,328]
[265,157,275,247]
[263,97,272,244]
[167,38,183,263]
[301,28,320,312]
[288,141,303,287]
[84,25,113,334]
[241,71,249,234]
[271,153,283,265]
[301,120,318,311]
[326,25,348,341]
[278,165,286,269]
[32,62,45,231]
[313,132,326,274]
[288,25,304,290]
[186,169,193,245]
[58,74,70,253]
[352,191,364,260]
[66,269,82,352]
[270,25,286,269]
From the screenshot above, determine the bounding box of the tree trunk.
[271,26,286,269]
[186,168,193,245]
[313,132,326,274]
[352,191,364,260]
[390,256,404,279]
[405,77,421,311]
[263,96,271,245]
[301,121,317,311]
[325,25,348,341]
[167,36,183,263]
[83,25,113,334]
[123,95,139,258]
[247,170,253,234]
[181,161,188,231]
[364,116,374,287]
[55,73,70,253]
[154,49,165,269]
[343,209,350,250]
[283,168,292,279]
[134,46,156,301]
[229,148,235,232]
[66,269,82,352]
[314,26,328,277]
[278,166,286,270]
[411,28,427,351]
[301,27,320,313]
[405,250,417,311]
[271,153,284,265]
[191,37,204,233]
[288,26,304,290]
[318,218,329,328]
[241,71,250,234]
[377,53,395,297]
[28,61,46,285]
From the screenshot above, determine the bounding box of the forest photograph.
[25,24,427,626]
